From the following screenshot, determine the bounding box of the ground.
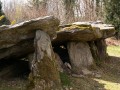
[69,55,120,90]
[0,37,120,90]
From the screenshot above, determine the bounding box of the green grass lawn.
[107,45,120,57]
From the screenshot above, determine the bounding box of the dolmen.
[52,21,116,75]
[0,16,62,90]
[0,16,116,90]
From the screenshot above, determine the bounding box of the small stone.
[72,74,84,78]
[64,62,71,70]
[70,87,73,90]
[95,73,102,78]
[82,68,92,75]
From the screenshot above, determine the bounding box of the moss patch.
[62,25,92,31]
[60,72,71,87]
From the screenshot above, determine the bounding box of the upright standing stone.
[89,39,108,66]
[28,30,61,90]
[67,42,94,74]
[95,39,107,61]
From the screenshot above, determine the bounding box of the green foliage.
[11,20,16,25]
[60,72,71,86]
[0,15,5,20]
[105,0,120,32]
[0,1,10,25]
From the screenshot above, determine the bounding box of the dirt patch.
[106,37,120,46]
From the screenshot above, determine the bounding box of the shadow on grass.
[70,76,105,90]
[0,56,120,90]
[70,56,120,90]
[99,56,120,83]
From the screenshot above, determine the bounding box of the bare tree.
[2,0,105,24]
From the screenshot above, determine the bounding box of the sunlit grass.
[93,45,120,90]
[107,45,120,57]
[94,79,120,90]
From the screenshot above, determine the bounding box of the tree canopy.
[105,0,120,32]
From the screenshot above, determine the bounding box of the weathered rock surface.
[0,16,59,61]
[55,53,64,72]
[28,30,61,90]
[52,22,116,45]
[53,22,116,75]
[0,16,59,49]
[0,16,116,87]
[0,16,62,89]
[0,39,34,60]
[91,24,115,38]
[67,42,94,74]
[89,39,108,65]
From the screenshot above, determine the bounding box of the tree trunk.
[67,42,94,74]
[28,30,61,90]
[64,0,75,23]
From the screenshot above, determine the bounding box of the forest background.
[1,0,120,33]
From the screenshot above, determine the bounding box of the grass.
[94,79,120,90]
[0,78,28,90]
[92,45,120,90]
[62,45,120,90]
[107,45,120,57]
[60,72,71,87]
